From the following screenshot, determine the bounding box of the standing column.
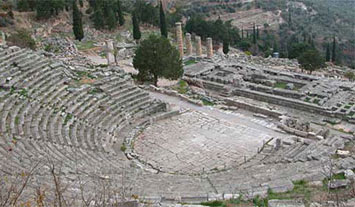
[106,40,115,65]
[196,36,202,57]
[175,22,184,58]
[185,33,192,56]
[207,37,213,58]
[0,32,6,46]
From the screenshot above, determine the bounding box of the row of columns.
[105,22,214,65]
[175,22,213,59]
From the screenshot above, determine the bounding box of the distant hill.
[168,0,355,67]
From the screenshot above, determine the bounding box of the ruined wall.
[223,98,283,118]
[232,88,347,119]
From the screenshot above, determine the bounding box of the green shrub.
[8,29,36,50]
[201,200,223,207]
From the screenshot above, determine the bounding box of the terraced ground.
[0,45,354,205]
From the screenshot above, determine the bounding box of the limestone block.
[268,199,305,207]
[344,169,355,180]
[286,83,295,90]
[294,130,308,137]
[328,179,349,189]
[336,150,350,158]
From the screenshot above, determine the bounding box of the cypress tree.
[223,39,229,55]
[159,1,168,38]
[272,40,278,53]
[326,43,331,62]
[241,28,244,39]
[93,6,104,30]
[331,37,336,63]
[253,24,256,44]
[256,26,259,39]
[17,0,30,12]
[117,0,125,26]
[107,7,117,30]
[72,0,84,41]
[132,12,141,43]
[79,0,83,7]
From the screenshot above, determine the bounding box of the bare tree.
[0,161,40,207]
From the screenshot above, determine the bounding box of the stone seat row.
[0,46,163,153]
[262,136,343,164]
[0,136,128,176]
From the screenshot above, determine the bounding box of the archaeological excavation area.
[1,42,355,206]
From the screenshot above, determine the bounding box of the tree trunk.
[154,74,158,87]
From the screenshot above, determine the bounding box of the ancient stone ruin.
[185,33,192,56]
[207,37,213,58]
[175,22,184,58]
[0,31,5,46]
[184,57,355,122]
[196,36,202,57]
[1,43,355,206]
[106,39,115,65]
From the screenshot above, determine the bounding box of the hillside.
[169,0,355,67]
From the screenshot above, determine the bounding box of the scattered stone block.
[328,179,349,189]
[268,199,305,207]
[308,181,323,187]
[253,113,268,119]
[336,150,350,158]
[344,169,355,180]
[286,83,295,90]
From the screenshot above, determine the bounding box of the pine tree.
[159,1,168,38]
[331,37,336,63]
[72,0,84,41]
[133,35,183,86]
[326,43,330,62]
[132,13,141,43]
[116,0,125,26]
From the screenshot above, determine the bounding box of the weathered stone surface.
[328,179,349,189]
[344,169,355,180]
[268,199,305,207]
